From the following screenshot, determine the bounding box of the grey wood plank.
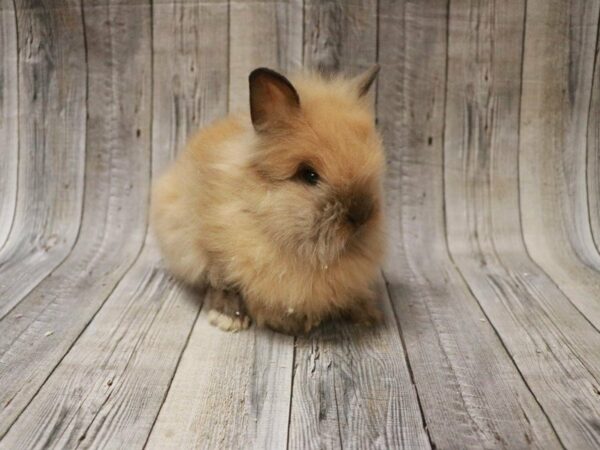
[0,0,18,250]
[146,311,293,449]
[0,0,230,446]
[303,0,378,76]
[228,0,302,112]
[148,1,298,448]
[288,2,428,448]
[518,0,600,330]
[0,0,152,438]
[303,0,378,112]
[150,0,229,173]
[0,0,86,317]
[0,243,200,450]
[588,10,600,249]
[378,1,562,448]
[444,1,600,448]
[0,2,597,449]
[288,276,430,450]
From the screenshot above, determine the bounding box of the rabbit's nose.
[346,195,374,227]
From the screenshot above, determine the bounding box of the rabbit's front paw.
[205,287,251,332]
[343,297,383,327]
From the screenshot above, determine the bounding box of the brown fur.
[151,67,386,334]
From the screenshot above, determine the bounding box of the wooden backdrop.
[0,0,599,448]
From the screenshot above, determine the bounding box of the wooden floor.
[1,0,599,448]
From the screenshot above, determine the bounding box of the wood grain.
[288,276,430,449]
[519,0,600,330]
[228,0,303,112]
[588,11,600,249]
[0,1,599,448]
[151,0,229,172]
[444,1,600,448]
[379,1,562,448]
[147,312,293,449]
[0,245,200,450]
[0,0,18,250]
[0,0,152,439]
[303,0,377,76]
[287,2,428,448]
[0,0,86,318]
[147,1,299,448]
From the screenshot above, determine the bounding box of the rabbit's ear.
[353,64,380,98]
[249,68,300,132]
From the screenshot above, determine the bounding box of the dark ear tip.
[248,67,300,107]
[249,67,278,83]
[356,64,381,97]
[249,68,295,88]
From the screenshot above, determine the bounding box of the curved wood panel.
[228,0,302,113]
[0,0,152,439]
[444,2,600,448]
[288,2,429,448]
[520,0,600,329]
[0,1,598,448]
[149,1,298,448]
[148,1,296,448]
[380,1,561,448]
[0,0,18,250]
[588,35,600,246]
[0,0,86,317]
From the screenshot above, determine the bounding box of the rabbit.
[150,65,386,335]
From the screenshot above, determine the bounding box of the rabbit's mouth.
[287,214,378,269]
[302,201,371,259]
[310,221,364,263]
[262,194,379,266]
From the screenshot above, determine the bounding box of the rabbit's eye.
[297,165,320,186]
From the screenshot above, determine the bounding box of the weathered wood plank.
[0,0,18,250]
[0,245,199,450]
[588,11,600,249]
[0,0,235,445]
[228,0,302,112]
[146,311,292,449]
[444,1,600,448]
[0,1,598,448]
[147,1,298,448]
[0,0,152,438]
[519,0,600,330]
[378,1,561,448]
[302,0,378,110]
[288,2,428,448]
[0,0,86,317]
[303,0,378,76]
[288,276,430,449]
[151,0,229,173]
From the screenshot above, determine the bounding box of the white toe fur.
[207,309,251,332]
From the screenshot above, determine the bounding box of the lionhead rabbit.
[151,65,386,335]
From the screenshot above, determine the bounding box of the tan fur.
[151,68,386,334]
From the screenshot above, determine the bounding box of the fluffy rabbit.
[151,66,386,334]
